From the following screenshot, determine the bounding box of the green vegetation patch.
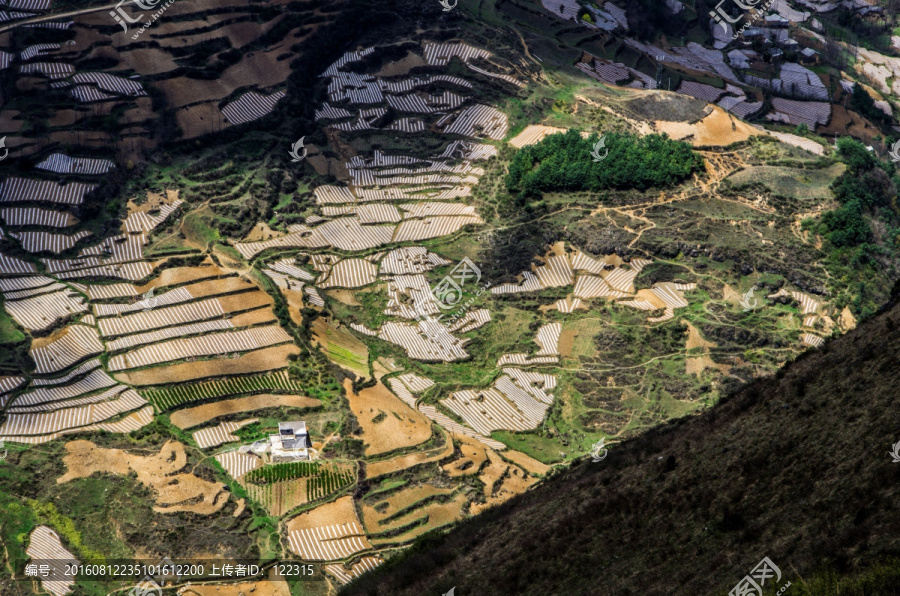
[505,130,703,196]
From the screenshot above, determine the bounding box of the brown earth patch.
[558,329,576,358]
[244,221,287,243]
[365,430,453,479]
[344,380,432,456]
[170,394,320,429]
[327,289,361,306]
[501,449,551,476]
[442,434,488,478]
[684,321,715,350]
[285,495,360,532]
[369,494,467,546]
[58,440,228,515]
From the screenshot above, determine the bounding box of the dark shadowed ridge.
[342,286,900,596]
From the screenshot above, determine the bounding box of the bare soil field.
[344,380,432,456]
[285,495,360,530]
[175,103,229,140]
[365,431,454,478]
[361,484,455,533]
[443,434,488,478]
[58,440,228,515]
[135,262,225,292]
[470,450,537,515]
[369,494,468,546]
[170,394,320,429]
[115,344,299,386]
[656,106,760,147]
[327,290,361,306]
[501,448,551,476]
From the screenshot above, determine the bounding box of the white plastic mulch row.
[417,404,507,450]
[2,288,87,331]
[108,318,236,351]
[25,526,79,596]
[392,215,482,243]
[9,385,129,413]
[0,389,147,436]
[122,200,183,233]
[436,104,508,140]
[108,325,292,371]
[234,217,395,259]
[0,252,37,274]
[35,153,114,175]
[214,451,262,479]
[30,325,104,374]
[11,230,91,253]
[93,286,193,317]
[378,319,469,362]
[379,246,450,275]
[0,207,75,227]
[82,282,138,301]
[318,258,378,289]
[0,405,153,445]
[221,90,286,125]
[287,522,373,561]
[193,418,258,449]
[97,297,224,336]
[31,358,100,386]
[0,177,95,205]
[324,557,384,585]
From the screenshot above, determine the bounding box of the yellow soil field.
[365,430,454,479]
[327,289,361,306]
[244,222,287,242]
[175,103,229,140]
[312,318,369,380]
[344,380,432,456]
[686,354,730,376]
[115,344,299,386]
[136,262,224,292]
[219,290,275,313]
[177,276,258,299]
[285,495,360,532]
[361,484,455,532]
[370,494,467,546]
[375,51,427,76]
[118,47,179,75]
[656,106,760,147]
[170,394,320,429]
[558,328,576,358]
[684,321,715,350]
[282,289,306,326]
[127,189,179,215]
[501,449,551,476]
[443,434,488,478]
[840,307,857,330]
[470,450,537,515]
[58,440,228,515]
[722,283,743,304]
[48,110,82,127]
[178,568,291,596]
[229,308,278,327]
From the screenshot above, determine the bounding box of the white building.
[269,421,310,461]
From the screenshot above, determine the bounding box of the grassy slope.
[342,287,900,595]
